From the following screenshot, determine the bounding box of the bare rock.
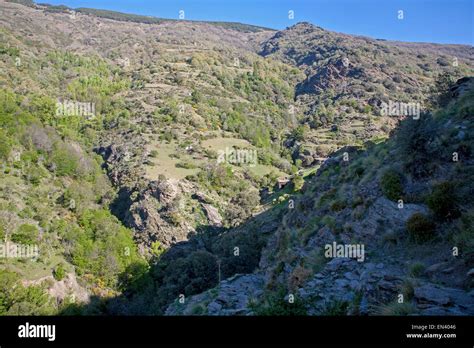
[202,203,223,227]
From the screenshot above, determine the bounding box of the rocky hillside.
[167,77,474,316]
[0,0,472,315]
[261,22,473,165]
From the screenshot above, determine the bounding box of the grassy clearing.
[247,164,286,178]
[145,141,201,180]
[0,254,69,281]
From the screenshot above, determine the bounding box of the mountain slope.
[167,77,474,316]
[0,0,473,315]
[260,22,474,164]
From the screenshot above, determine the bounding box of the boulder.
[202,204,223,227]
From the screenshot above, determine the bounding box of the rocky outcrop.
[22,273,90,305]
[124,179,195,247]
[202,204,223,227]
[414,284,474,315]
[165,274,264,316]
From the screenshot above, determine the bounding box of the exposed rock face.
[350,197,429,239]
[414,284,474,315]
[297,259,401,315]
[296,57,365,95]
[152,180,180,205]
[202,204,223,227]
[124,180,194,247]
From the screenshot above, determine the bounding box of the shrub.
[401,278,416,300]
[406,213,435,243]
[452,212,474,255]
[168,211,182,226]
[53,264,66,281]
[292,174,304,191]
[176,161,197,169]
[408,262,425,277]
[214,227,265,277]
[0,129,11,160]
[151,241,166,258]
[397,116,437,178]
[61,182,96,214]
[330,200,347,212]
[251,289,307,316]
[428,72,457,108]
[354,166,364,177]
[376,301,416,316]
[156,250,218,302]
[426,182,459,220]
[11,224,38,244]
[380,169,403,201]
[50,145,79,177]
[320,300,349,315]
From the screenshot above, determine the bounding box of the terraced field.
[145,141,201,180]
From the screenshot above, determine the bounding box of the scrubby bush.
[50,145,79,177]
[452,212,474,255]
[320,300,349,315]
[154,250,218,307]
[292,174,304,191]
[226,188,260,226]
[426,182,459,220]
[397,116,437,179]
[53,264,66,281]
[406,213,435,243]
[409,262,425,277]
[176,161,197,169]
[61,182,96,213]
[251,289,307,316]
[330,200,347,212]
[214,227,265,277]
[428,72,458,108]
[380,169,403,201]
[167,211,183,226]
[0,129,11,160]
[376,301,416,316]
[11,224,38,244]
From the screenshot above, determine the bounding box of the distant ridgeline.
[7,0,273,33]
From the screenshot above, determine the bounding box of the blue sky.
[44,0,473,44]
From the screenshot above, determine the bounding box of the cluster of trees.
[56,209,144,288]
[0,270,56,315]
[0,63,143,307]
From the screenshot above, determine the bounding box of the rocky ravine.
[166,78,474,315]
